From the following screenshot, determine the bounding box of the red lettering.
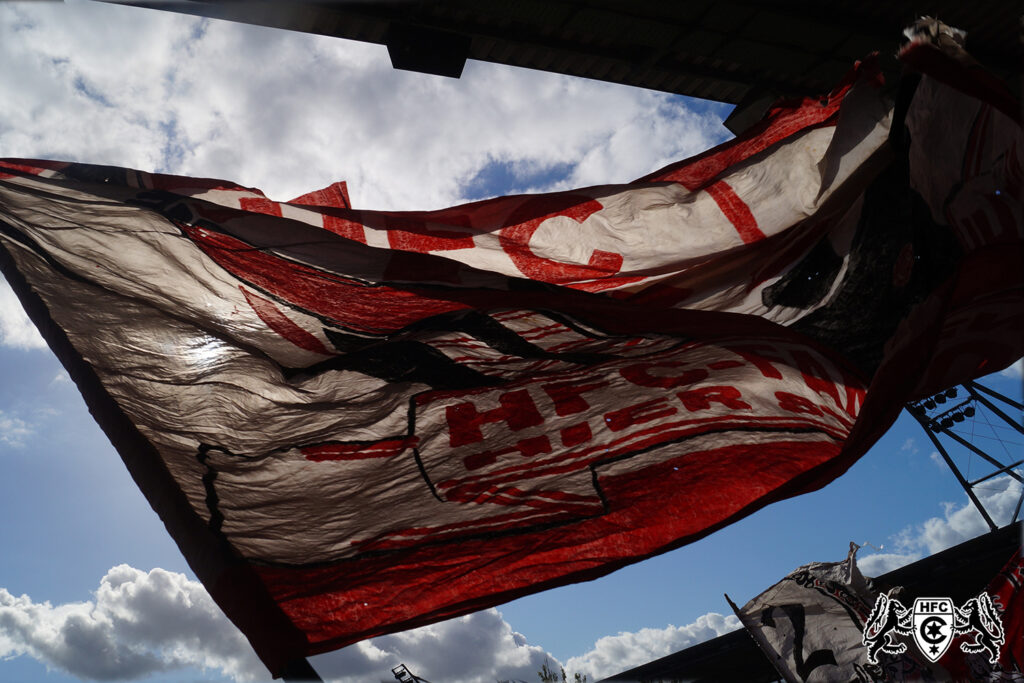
[541,380,608,416]
[620,361,709,389]
[790,349,842,411]
[462,434,552,470]
[516,435,551,457]
[289,181,351,209]
[239,196,282,217]
[446,390,543,447]
[604,398,677,432]
[728,344,786,380]
[677,386,751,412]
[498,194,640,292]
[463,449,500,471]
[560,422,592,447]
[775,391,823,416]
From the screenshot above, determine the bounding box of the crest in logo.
[912,597,954,661]
[862,592,1006,665]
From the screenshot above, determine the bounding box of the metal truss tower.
[906,380,1024,532]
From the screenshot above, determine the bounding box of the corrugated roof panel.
[566,8,678,49]
[118,1,1019,105]
[745,10,850,54]
[700,1,754,32]
[713,39,811,76]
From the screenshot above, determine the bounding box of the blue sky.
[0,2,1021,682]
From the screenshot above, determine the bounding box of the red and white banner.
[0,21,1019,675]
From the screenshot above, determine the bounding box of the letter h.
[446,390,544,447]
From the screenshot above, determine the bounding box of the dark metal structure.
[116,1,1020,132]
[908,382,1024,532]
[393,663,432,683]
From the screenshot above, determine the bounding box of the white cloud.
[0,562,741,683]
[563,612,741,681]
[313,608,557,683]
[0,278,46,350]
[857,552,922,575]
[0,2,728,212]
[899,437,918,455]
[858,475,1023,574]
[0,565,564,683]
[0,410,32,447]
[0,565,266,681]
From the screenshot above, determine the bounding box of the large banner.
[0,20,1019,675]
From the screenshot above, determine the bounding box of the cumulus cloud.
[0,565,565,683]
[0,2,728,212]
[857,552,922,576]
[0,278,46,350]
[0,410,32,448]
[0,562,745,683]
[858,475,1023,574]
[313,608,557,683]
[563,612,741,681]
[0,565,266,681]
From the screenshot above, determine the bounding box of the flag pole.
[280,658,323,682]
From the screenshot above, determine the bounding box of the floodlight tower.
[906,381,1024,532]
[393,664,432,683]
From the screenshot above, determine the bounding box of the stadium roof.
[119,1,1020,132]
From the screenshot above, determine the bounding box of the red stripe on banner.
[183,225,468,334]
[442,483,597,509]
[239,286,334,355]
[239,196,283,217]
[704,181,765,244]
[442,414,849,492]
[323,211,369,244]
[254,439,845,652]
[290,181,351,210]
[301,438,416,461]
[0,159,70,179]
[386,214,476,253]
[637,59,878,190]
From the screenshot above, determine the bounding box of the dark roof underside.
[121,0,1020,105]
